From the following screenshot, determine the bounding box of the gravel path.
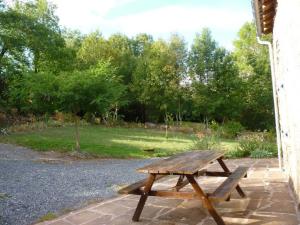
[0,144,153,225]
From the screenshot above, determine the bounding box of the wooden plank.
[217,158,246,197]
[118,175,166,194]
[130,189,199,199]
[262,2,275,11]
[137,150,223,175]
[262,0,274,5]
[263,10,275,21]
[205,171,232,177]
[149,190,197,199]
[186,175,226,225]
[209,166,248,202]
[132,174,156,221]
[173,175,185,191]
[172,170,206,191]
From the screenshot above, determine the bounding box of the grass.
[37,213,57,223]
[0,125,238,158]
[0,193,10,200]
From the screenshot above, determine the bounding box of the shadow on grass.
[0,126,198,158]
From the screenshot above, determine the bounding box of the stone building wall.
[272,0,300,203]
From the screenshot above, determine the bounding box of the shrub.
[250,149,274,158]
[239,139,259,154]
[225,149,248,158]
[226,138,277,159]
[194,135,221,150]
[222,121,245,139]
[210,121,244,139]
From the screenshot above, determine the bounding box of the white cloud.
[50,0,136,32]
[49,1,252,49]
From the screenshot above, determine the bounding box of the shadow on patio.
[37,159,299,225]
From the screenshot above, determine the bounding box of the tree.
[189,28,217,84]
[11,0,68,73]
[0,0,70,110]
[233,22,274,129]
[76,31,108,70]
[59,61,126,150]
[189,28,243,124]
[205,48,243,122]
[189,28,219,124]
[8,71,60,115]
[168,34,188,124]
[132,37,187,137]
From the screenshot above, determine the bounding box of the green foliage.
[8,71,60,114]
[226,136,277,159]
[59,61,126,115]
[225,149,249,158]
[1,0,274,133]
[250,149,274,158]
[189,29,244,123]
[222,121,245,138]
[194,134,221,150]
[132,35,187,121]
[210,121,244,139]
[233,22,274,130]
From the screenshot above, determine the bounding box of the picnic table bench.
[119,150,248,225]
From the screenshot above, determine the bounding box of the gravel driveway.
[0,144,153,225]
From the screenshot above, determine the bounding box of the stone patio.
[36,159,300,225]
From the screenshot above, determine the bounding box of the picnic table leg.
[174,175,185,191]
[186,175,226,225]
[132,174,156,222]
[217,158,246,198]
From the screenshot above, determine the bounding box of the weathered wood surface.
[118,175,166,194]
[209,166,248,201]
[132,174,156,221]
[186,175,226,225]
[137,150,223,175]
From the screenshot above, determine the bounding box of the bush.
[225,149,248,158]
[210,121,244,139]
[222,121,244,139]
[194,135,221,150]
[226,138,277,158]
[250,149,274,158]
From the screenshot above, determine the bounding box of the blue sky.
[51,0,253,49]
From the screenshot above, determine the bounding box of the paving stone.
[112,198,138,208]
[65,211,101,224]
[92,203,131,215]
[247,212,299,225]
[110,215,150,225]
[49,220,73,225]
[83,215,112,225]
[157,206,207,225]
[150,198,184,208]
[35,159,300,225]
[258,200,296,214]
[140,205,172,219]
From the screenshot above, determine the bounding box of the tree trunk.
[34,52,40,73]
[114,104,118,123]
[165,124,168,139]
[165,112,168,139]
[178,99,182,126]
[0,46,7,68]
[205,116,209,130]
[0,47,7,61]
[75,116,80,151]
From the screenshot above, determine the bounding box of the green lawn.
[0,126,238,158]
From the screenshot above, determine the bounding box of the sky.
[50,0,253,50]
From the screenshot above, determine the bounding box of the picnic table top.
[137,150,224,175]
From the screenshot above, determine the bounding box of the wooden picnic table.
[119,150,248,225]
